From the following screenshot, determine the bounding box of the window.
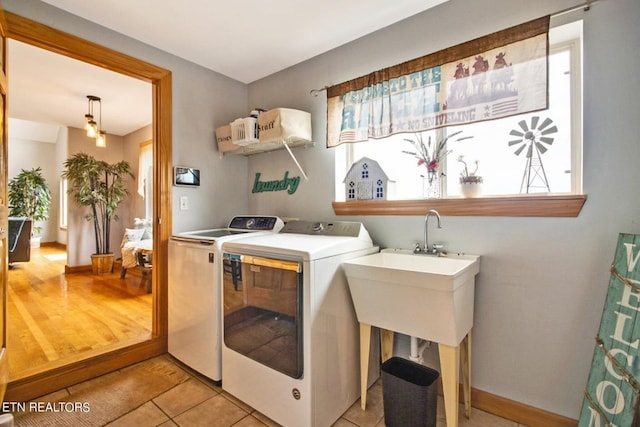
[138,140,153,220]
[59,178,68,229]
[334,21,584,216]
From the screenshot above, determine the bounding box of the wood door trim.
[5,12,167,82]
[4,339,167,402]
[4,11,172,400]
[0,3,9,403]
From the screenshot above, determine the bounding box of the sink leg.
[461,331,472,419]
[439,343,460,427]
[380,328,394,362]
[359,322,371,410]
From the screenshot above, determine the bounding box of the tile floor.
[8,355,526,426]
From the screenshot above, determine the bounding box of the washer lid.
[173,215,284,241]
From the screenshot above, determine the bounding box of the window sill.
[332,194,587,217]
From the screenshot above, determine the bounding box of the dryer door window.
[223,253,303,379]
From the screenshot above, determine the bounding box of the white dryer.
[221,220,380,427]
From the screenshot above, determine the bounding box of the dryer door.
[222,253,303,379]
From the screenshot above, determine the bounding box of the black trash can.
[381,357,439,427]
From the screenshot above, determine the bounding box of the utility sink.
[343,249,480,346]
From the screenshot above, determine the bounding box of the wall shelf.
[223,138,314,156]
[220,108,314,179]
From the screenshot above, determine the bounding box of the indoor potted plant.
[458,155,483,198]
[62,152,134,274]
[403,130,472,198]
[8,167,52,247]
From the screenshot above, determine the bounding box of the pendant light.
[84,95,107,147]
[96,131,107,148]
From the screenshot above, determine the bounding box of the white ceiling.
[40,0,448,84]
[9,39,152,141]
[10,0,449,142]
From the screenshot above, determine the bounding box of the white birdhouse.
[343,157,394,200]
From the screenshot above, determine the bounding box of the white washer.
[168,215,283,382]
[221,221,380,427]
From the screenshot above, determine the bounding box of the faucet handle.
[413,242,423,254]
[428,244,444,255]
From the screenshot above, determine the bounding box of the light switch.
[180,196,188,211]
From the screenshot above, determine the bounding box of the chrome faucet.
[414,209,443,255]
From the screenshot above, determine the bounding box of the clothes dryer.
[221,221,379,426]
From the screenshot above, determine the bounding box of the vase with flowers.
[403,130,471,198]
[458,155,483,198]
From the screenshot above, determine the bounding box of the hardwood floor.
[7,244,153,381]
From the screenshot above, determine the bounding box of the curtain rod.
[552,0,598,18]
[309,86,328,97]
[310,1,597,96]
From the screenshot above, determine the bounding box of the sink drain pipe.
[409,336,430,363]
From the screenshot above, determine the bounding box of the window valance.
[327,16,550,147]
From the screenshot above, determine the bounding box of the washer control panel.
[228,216,284,231]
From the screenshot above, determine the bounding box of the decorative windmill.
[508,116,558,193]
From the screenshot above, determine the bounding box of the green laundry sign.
[252,171,300,195]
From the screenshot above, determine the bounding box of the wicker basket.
[231,117,259,146]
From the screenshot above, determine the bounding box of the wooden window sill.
[332,194,587,217]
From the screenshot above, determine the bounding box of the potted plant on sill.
[403,130,472,198]
[458,156,483,198]
[8,167,52,248]
[62,152,134,274]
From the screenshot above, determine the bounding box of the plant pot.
[460,176,483,198]
[30,235,42,248]
[91,253,115,275]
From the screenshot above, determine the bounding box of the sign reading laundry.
[326,16,549,147]
[252,171,300,195]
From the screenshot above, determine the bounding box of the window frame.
[332,23,585,218]
[333,194,586,217]
[59,178,68,229]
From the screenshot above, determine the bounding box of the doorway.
[7,244,153,379]
[4,11,172,402]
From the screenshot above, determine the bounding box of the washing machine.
[168,215,283,382]
[221,220,380,426]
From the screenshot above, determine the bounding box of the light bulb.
[96,131,107,147]
[84,114,94,130]
[87,120,98,138]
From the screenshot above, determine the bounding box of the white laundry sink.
[343,249,480,346]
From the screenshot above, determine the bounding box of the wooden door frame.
[4,11,172,401]
[0,5,8,404]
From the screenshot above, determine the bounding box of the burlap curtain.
[326,16,550,147]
